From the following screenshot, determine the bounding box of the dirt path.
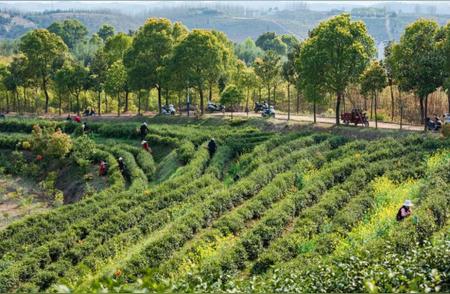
[210,111,424,131]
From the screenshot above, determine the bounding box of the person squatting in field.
[396,199,413,221]
[141,140,152,153]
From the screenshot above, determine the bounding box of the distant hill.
[0,5,448,47]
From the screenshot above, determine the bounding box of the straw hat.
[403,200,413,207]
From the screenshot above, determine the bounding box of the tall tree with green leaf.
[383,41,396,121]
[389,19,445,127]
[124,18,187,113]
[90,50,109,115]
[55,61,89,115]
[360,61,387,129]
[19,29,68,113]
[256,32,287,55]
[300,14,375,125]
[441,23,450,113]
[235,37,264,65]
[220,84,244,118]
[170,29,224,115]
[296,40,326,123]
[97,24,115,42]
[254,50,281,106]
[283,43,301,120]
[47,19,88,50]
[105,60,127,116]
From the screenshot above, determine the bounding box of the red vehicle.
[341,109,369,127]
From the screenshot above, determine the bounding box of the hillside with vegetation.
[0,4,449,292]
[0,116,448,292]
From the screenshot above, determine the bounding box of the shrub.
[442,124,450,138]
[31,125,72,159]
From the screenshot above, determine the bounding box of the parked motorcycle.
[162,104,176,115]
[262,106,276,118]
[426,117,442,131]
[207,101,225,112]
[254,102,268,113]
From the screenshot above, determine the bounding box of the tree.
[280,34,300,52]
[4,55,29,112]
[390,19,445,127]
[170,29,224,115]
[300,14,375,125]
[254,50,281,106]
[255,32,287,55]
[296,41,326,123]
[103,32,132,65]
[283,44,300,120]
[220,84,244,118]
[441,23,450,113]
[234,60,257,115]
[47,19,88,50]
[235,37,264,65]
[124,18,187,114]
[105,60,127,116]
[383,41,396,121]
[19,29,68,113]
[360,61,387,129]
[90,50,109,115]
[98,24,115,42]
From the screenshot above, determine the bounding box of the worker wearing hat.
[396,200,413,221]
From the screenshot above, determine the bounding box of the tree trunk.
[370,97,373,119]
[364,96,367,112]
[97,91,102,116]
[389,80,395,121]
[273,85,276,107]
[419,96,425,127]
[166,88,169,107]
[42,78,50,113]
[209,83,212,103]
[399,90,403,130]
[296,91,300,114]
[374,92,378,129]
[117,92,121,116]
[267,86,271,105]
[58,94,62,116]
[138,91,141,115]
[335,92,342,125]
[157,86,162,114]
[447,91,450,114]
[424,95,429,131]
[342,92,346,113]
[287,83,290,121]
[76,92,80,115]
[105,95,109,114]
[124,90,129,112]
[199,86,204,115]
[313,99,317,124]
[6,91,9,113]
[246,88,250,117]
[258,87,262,103]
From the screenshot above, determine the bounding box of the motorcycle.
[262,106,276,118]
[254,102,268,113]
[207,101,225,112]
[426,117,442,131]
[162,104,176,115]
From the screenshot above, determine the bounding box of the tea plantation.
[0,117,448,293]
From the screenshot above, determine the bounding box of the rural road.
[210,111,424,131]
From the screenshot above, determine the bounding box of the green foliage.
[256,32,288,55]
[47,19,88,50]
[97,24,115,42]
[220,84,244,114]
[72,135,96,166]
[31,125,72,159]
[234,37,264,65]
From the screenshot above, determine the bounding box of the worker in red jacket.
[99,160,108,176]
[141,140,152,153]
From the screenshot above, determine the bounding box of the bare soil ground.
[0,175,49,229]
